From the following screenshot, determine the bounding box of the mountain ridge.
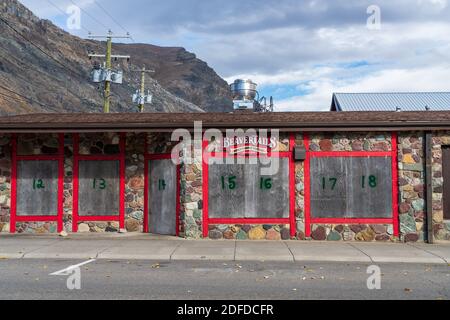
[0,0,233,115]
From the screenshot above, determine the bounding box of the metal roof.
[331,92,450,112]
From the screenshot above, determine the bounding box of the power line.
[0,48,106,112]
[0,47,86,99]
[46,0,91,33]
[0,15,85,79]
[0,84,58,110]
[92,0,131,36]
[68,0,109,30]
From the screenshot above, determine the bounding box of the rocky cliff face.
[0,0,232,115]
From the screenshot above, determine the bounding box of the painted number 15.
[221,176,236,190]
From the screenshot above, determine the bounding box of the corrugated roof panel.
[333,93,450,111]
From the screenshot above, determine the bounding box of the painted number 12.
[33,179,45,190]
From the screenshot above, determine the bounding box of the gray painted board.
[208,158,290,219]
[78,160,120,216]
[17,160,59,216]
[148,159,177,235]
[310,157,393,218]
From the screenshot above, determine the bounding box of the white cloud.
[21,0,95,18]
[275,65,450,111]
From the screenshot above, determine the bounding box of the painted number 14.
[158,179,166,191]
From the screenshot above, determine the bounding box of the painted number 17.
[322,177,337,190]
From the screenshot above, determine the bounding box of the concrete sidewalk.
[0,235,449,264]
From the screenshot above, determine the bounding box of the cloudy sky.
[21,0,450,111]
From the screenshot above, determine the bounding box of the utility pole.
[131,65,154,112]
[88,30,131,113]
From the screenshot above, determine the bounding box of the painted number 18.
[361,175,377,188]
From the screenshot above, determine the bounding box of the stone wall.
[0,134,11,233]
[124,133,146,233]
[78,133,121,155]
[398,132,425,242]
[431,132,450,241]
[181,143,203,239]
[309,132,392,152]
[208,224,291,240]
[294,133,306,239]
[63,134,73,232]
[0,130,448,242]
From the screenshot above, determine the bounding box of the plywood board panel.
[148,159,177,235]
[17,160,58,216]
[78,160,120,216]
[208,158,290,219]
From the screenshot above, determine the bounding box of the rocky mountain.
[0,0,233,115]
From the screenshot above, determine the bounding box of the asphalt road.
[0,259,449,300]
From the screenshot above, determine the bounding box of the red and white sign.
[222,135,278,155]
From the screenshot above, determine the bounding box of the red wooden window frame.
[143,153,181,236]
[303,132,399,238]
[202,134,296,238]
[72,133,125,232]
[10,133,65,233]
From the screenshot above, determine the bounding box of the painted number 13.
[93,178,106,190]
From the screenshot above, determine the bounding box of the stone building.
[0,111,449,243]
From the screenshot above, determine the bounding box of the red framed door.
[144,154,180,236]
[10,134,65,233]
[303,133,399,237]
[72,133,125,232]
